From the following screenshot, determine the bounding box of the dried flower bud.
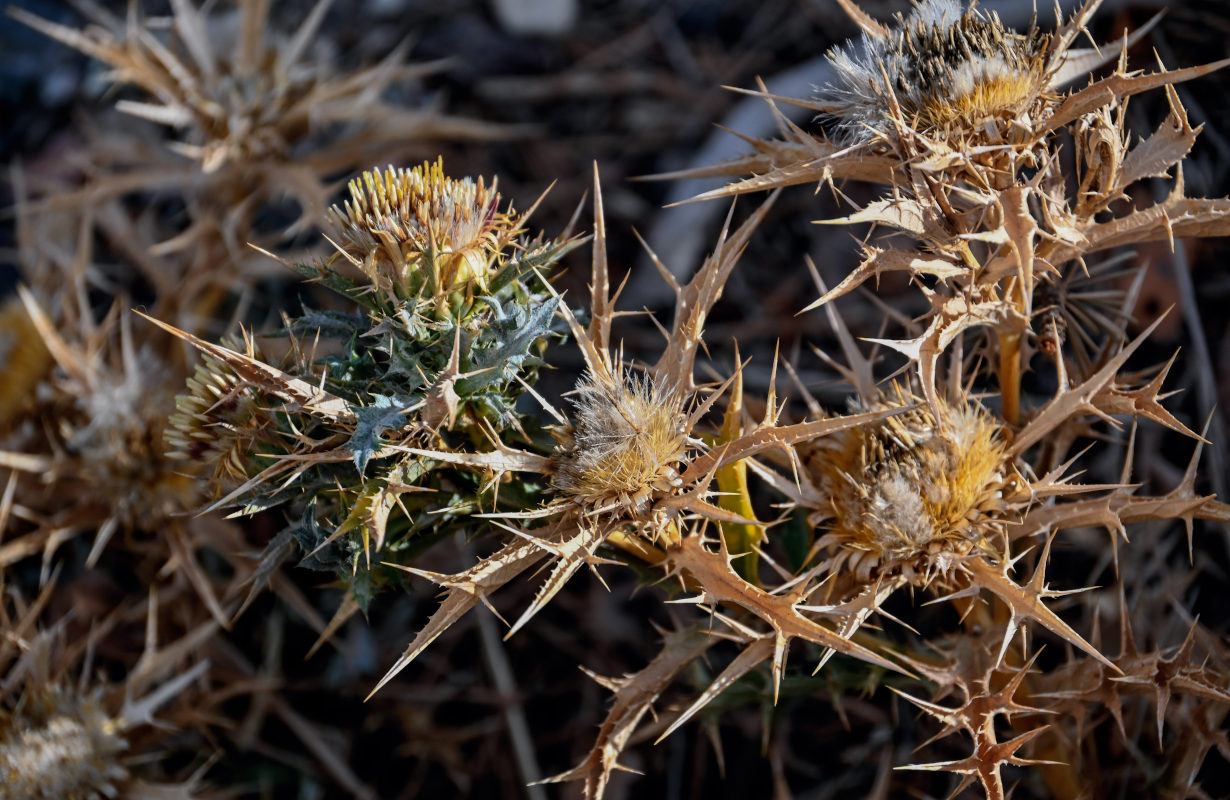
[551,370,690,521]
[327,159,519,305]
[807,385,1015,582]
[165,345,277,487]
[822,0,1049,142]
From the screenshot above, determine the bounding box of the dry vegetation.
[2,1,1230,798]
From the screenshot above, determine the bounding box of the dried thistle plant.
[0,588,215,799]
[615,0,1230,796]
[366,172,914,705]
[0,285,188,553]
[678,0,1230,421]
[164,334,282,493]
[0,196,265,629]
[549,366,691,519]
[10,1,1227,797]
[139,0,1230,787]
[0,286,268,629]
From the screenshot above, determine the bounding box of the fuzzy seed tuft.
[551,370,691,521]
[821,0,1050,142]
[806,385,1015,583]
[0,690,128,800]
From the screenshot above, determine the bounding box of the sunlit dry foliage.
[4,0,1229,798]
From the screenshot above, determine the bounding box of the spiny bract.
[164,337,279,490]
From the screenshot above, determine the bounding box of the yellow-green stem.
[715,368,764,585]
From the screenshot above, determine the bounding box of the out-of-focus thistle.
[1,687,128,800]
[0,595,213,799]
[0,294,52,432]
[0,289,192,562]
[0,286,266,630]
[10,0,514,327]
[148,159,579,614]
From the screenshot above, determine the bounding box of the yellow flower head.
[806,385,1015,583]
[327,159,519,305]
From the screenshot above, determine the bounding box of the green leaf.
[458,295,559,394]
[350,565,376,614]
[281,307,368,340]
[347,394,415,475]
[292,501,347,572]
[291,261,382,312]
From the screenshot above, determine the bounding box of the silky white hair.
[818,0,1041,143]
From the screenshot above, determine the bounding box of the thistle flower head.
[327,159,519,307]
[822,0,1050,142]
[165,341,279,489]
[551,369,690,520]
[807,385,1015,582]
[0,687,128,800]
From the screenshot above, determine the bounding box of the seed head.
[822,0,1050,142]
[551,370,691,521]
[806,385,1016,583]
[327,159,518,305]
[0,688,127,800]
